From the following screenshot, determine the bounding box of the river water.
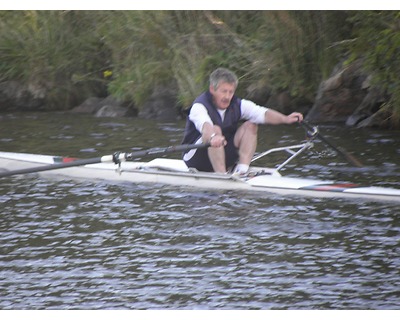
[1,112,399,310]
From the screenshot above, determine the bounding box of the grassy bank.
[0,11,399,126]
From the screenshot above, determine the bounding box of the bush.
[347,11,400,127]
[0,11,109,110]
[0,10,398,127]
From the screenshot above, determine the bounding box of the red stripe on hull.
[301,183,362,192]
[53,157,78,163]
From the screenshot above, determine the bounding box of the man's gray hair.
[209,68,238,90]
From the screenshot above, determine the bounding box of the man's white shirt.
[183,99,268,161]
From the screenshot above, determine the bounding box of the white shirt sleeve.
[188,103,213,132]
[240,99,268,124]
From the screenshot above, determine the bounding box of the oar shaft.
[0,157,104,178]
[300,120,363,167]
[123,143,210,161]
[0,143,210,178]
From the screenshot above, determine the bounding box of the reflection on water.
[1,112,400,309]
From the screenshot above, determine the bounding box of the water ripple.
[2,178,399,309]
[1,115,400,309]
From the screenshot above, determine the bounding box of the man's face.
[210,81,236,110]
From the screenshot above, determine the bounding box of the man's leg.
[233,121,258,172]
[208,125,227,172]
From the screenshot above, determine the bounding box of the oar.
[300,120,363,167]
[0,143,210,178]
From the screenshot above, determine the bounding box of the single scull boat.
[1,130,399,202]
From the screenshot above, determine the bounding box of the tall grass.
[0,11,108,109]
[0,10,398,127]
[347,11,400,127]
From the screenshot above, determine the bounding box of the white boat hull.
[1,151,400,202]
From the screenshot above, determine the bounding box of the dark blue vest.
[182,91,242,144]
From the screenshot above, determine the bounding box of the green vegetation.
[0,11,108,109]
[0,11,399,126]
[347,11,400,125]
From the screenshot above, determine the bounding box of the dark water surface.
[1,112,399,309]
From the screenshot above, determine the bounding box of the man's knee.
[243,121,258,134]
[234,121,258,148]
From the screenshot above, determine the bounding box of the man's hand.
[286,112,303,124]
[209,134,226,147]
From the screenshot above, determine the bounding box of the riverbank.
[1,59,396,129]
[1,11,399,129]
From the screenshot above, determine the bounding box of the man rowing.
[182,67,303,174]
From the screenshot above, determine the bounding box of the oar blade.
[337,146,363,168]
